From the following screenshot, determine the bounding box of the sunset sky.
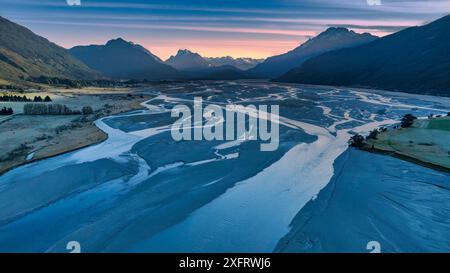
[1,0,450,59]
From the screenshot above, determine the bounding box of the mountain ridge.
[276,15,450,95]
[248,27,378,78]
[0,16,97,82]
[205,56,263,70]
[70,38,182,80]
[165,49,263,71]
[165,49,211,71]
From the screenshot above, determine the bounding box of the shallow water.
[0,81,448,253]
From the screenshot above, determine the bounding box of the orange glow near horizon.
[51,34,308,60]
[142,39,306,60]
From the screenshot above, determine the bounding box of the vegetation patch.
[0,106,13,115]
[23,103,80,115]
[349,114,450,171]
[427,118,450,131]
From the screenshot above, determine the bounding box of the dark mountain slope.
[165,49,210,71]
[248,27,377,78]
[70,38,182,80]
[277,15,450,96]
[0,16,96,81]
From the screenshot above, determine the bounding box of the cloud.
[16,19,317,37]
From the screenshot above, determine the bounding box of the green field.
[427,117,450,131]
[364,117,450,170]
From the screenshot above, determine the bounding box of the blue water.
[0,81,448,253]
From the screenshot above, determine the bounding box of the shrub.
[366,129,379,140]
[1,143,32,161]
[55,125,68,134]
[401,114,417,128]
[348,134,365,148]
[82,106,94,115]
[0,107,13,115]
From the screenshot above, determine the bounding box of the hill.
[70,38,182,80]
[248,27,377,78]
[0,16,96,82]
[276,15,450,96]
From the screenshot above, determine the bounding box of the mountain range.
[69,38,182,80]
[0,16,96,82]
[276,15,450,95]
[248,27,378,78]
[165,49,263,71]
[1,14,450,96]
[205,56,264,71]
[165,49,211,71]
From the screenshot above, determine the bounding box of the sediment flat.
[0,87,150,174]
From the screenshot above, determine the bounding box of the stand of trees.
[32,96,52,102]
[23,103,79,115]
[1,94,31,102]
[401,114,417,128]
[1,94,52,102]
[366,129,379,140]
[349,127,388,148]
[0,107,13,115]
[81,106,94,115]
[348,134,365,148]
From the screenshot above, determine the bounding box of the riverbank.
[358,116,450,172]
[0,87,150,174]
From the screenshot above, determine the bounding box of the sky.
[1,0,450,59]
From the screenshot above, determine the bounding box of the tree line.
[23,103,77,115]
[0,94,52,102]
[23,104,93,115]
